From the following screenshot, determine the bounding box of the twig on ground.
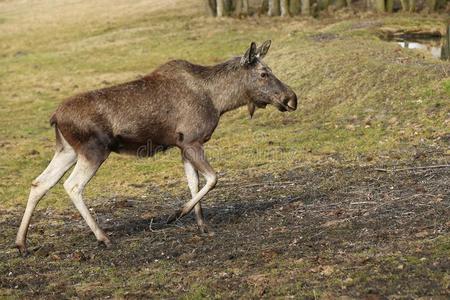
[350,201,377,205]
[217,180,301,189]
[149,218,154,232]
[375,165,450,172]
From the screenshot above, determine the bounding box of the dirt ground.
[1,161,448,298]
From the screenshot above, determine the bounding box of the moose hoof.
[167,209,183,224]
[15,243,29,257]
[198,224,215,237]
[98,238,112,248]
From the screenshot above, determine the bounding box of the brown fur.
[16,41,297,253]
[51,52,296,161]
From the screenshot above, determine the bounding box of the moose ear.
[247,102,256,119]
[240,42,257,66]
[257,40,271,59]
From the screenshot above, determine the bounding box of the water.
[381,24,450,61]
[394,38,448,60]
[397,39,444,59]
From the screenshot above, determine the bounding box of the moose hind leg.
[16,146,77,254]
[63,154,111,247]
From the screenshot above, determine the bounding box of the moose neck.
[209,81,249,115]
[201,58,250,115]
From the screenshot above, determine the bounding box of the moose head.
[240,40,298,118]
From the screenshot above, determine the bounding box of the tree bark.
[260,0,269,14]
[242,0,249,14]
[280,0,290,16]
[335,0,347,9]
[268,0,281,16]
[317,0,329,10]
[290,0,301,14]
[301,0,311,15]
[235,0,243,15]
[374,0,385,12]
[399,0,409,11]
[205,0,217,16]
[216,0,225,17]
[408,0,416,12]
[386,0,394,12]
[442,24,450,60]
[425,0,437,11]
[224,0,233,15]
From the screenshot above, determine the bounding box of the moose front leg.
[183,158,212,234]
[168,143,217,226]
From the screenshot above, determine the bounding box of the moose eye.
[260,73,268,78]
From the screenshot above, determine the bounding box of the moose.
[15,41,297,254]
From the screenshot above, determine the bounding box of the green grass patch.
[0,0,449,209]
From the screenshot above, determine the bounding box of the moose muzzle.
[285,92,297,111]
[279,89,297,112]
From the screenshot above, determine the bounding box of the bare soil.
[1,162,449,298]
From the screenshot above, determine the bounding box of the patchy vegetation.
[0,0,449,298]
[1,165,449,298]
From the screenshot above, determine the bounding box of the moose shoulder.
[16,41,297,254]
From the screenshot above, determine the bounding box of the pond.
[394,37,449,60]
[381,25,450,61]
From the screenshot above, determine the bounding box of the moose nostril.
[287,94,297,110]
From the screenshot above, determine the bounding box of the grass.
[1,2,448,209]
[0,164,449,297]
[0,0,449,298]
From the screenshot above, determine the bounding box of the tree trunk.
[205,0,217,16]
[335,0,347,9]
[224,0,233,14]
[408,0,416,12]
[290,0,301,14]
[425,0,437,11]
[235,0,243,15]
[280,0,290,16]
[386,0,394,12]
[311,2,319,17]
[260,0,269,14]
[437,0,447,10]
[301,0,311,15]
[399,0,409,11]
[268,0,281,16]
[242,0,249,14]
[442,24,450,60]
[317,0,329,10]
[374,0,385,12]
[216,0,225,16]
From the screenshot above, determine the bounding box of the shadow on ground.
[0,164,449,298]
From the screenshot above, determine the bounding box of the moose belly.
[109,133,174,157]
